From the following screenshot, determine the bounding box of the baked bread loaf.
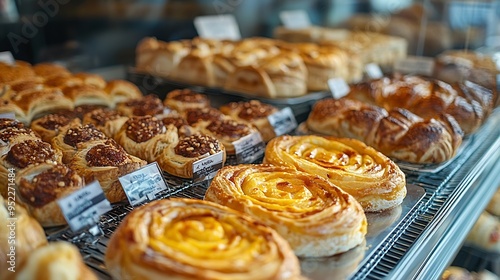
[105,198,303,280]
[347,75,497,134]
[465,211,500,253]
[219,100,279,142]
[69,139,146,203]
[82,108,128,138]
[306,98,464,164]
[163,88,211,113]
[15,163,84,227]
[264,135,407,212]
[116,94,164,117]
[30,114,80,143]
[205,164,367,257]
[52,123,108,163]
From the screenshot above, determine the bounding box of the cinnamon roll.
[263,135,407,212]
[205,164,367,257]
[105,198,303,280]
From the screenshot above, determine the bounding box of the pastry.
[0,99,28,124]
[205,164,367,257]
[171,51,217,87]
[51,123,108,163]
[105,198,303,280]
[163,88,210,113]
[263,135,407,212]
[184,107,225,125]
[158,133,226,178]
[69,139,147,203]
[104,80,143,105]
[135,37,191,77]
[116,94,164,117]
[16,241,98,280]
[82,108,128,138]
[441,267,474,280]
[486,187,500,217]
[306,98,464,164]
[30,114,80,143]
[73,73,107,89]
[465,211,500,253]
[0,62,36,85]
[32,63,71,79]
[160,114,195,137]
[44,75,84,89]
[219,100,279,142]
[15,163,84,227]
[0,196,47,280]
[62,84,113,107]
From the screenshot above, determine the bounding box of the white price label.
[57,181,112,232]
[0,112,16,120]
[119,162,169,206]
[233,131,265,164]
[328,78,350,99]
[0,51,14,65]
[279,10,311,29]
[194,14,241,40]
[192,151,224,181]
[365,63,383,79]
[267,107,298,136]
[394,56,435,76]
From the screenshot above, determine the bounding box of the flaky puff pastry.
[15,163,84,227]
[16,242,97,280]
[70,139,147,203]
[104,80,143,106]
[163,88,211,113]
[52,123,108,164]
[30,114,81,143]
[205,164,367,257]
[0,196,47,280]
[82,108,128,138]
[105,198,303,280]
[263,135,406,212]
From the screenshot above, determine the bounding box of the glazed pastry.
[16,242,98,280]
[44,75,83,89]
[0,196,47,280]
[263,135,407,212]
[158,133,226,178]
[10,88,74,123]
[219,100,279,142]
[160,114,195,137]
[30,114,80,143]
[116,94,165,117]
[135,37,191,77]
[0,61,36,86]
[0,99,27,124]
[114,115,176,162]
[105,198,303,280]
[465,211,500,253]
[62,84,113,107]
[73,73,107,89]
[32,63,71,79]
[205,164,367,257]
[104,80,143,105]
[82,108,128,138]
[15,163,84,227]
[306,98,463,164]
[163,88,211,112]
[184,107,225,125]
[51,123,108,163]
[69,139,147,203]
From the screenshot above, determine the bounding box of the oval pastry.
[52,123,108,163]
[116,94,164,117]
[82,108,128,138]
[105,198,303,280]
[163,88,211,112]
[30,114,80,143]
[205,164,367,257]
[263,135,407,212]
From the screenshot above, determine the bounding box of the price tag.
[233,132,265,164]
[394,56,435,76]
[57,181,112,232]
[365,63,383,79]
[279,10,311,29]
[119,162,169,206]
[0,51,14,65]
[194,14,241,40]
[0,112,16,120]
[192,151,224,181]
[267,107,298,136]
[328,78,350,99]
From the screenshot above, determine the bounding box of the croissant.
[347,75,496,134]
[306,98,464,164]
[105,198,303,280]
[206,164,367,257]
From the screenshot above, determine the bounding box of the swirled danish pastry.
[105,198,303,280]
[163,88,211,112]
[263,135,406,212]
[205,164,367,257]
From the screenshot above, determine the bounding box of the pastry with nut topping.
[52,123,108,163]
[82,108,129,138]
[116,94,165,117]
[163,88,211,113]
[31,114,81,143]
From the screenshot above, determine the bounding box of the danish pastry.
[105,198,303,280]
[116,94,165,117]
[163,88,211,112]
[52,123,108,163]
[205,164,367,257]
[263,135,407,212]
[104,80,143,105]
[30,114,80,143]
[82,108,128,138]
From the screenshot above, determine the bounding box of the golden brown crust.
[116,94,164,117]
[30,114,80,143]
[184,107,224,125]
[73,72,107,89]
[10,88,74,123]
[105,198,303,280]
[0,62,36,84]
[163,88,211,112]
[81,108,128,138]
[4,139,62,169]
[104,80,143,105]
[62,84,113,107]
[32,63,71,79]
[51,123,107,163]
[206,164,367,256]
[263,135,407,212]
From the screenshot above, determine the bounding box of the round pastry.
[0,196,47,280]
[51,123,108,163]
[82,108,128,138]
[160,114,195,137]
[163,88,211,112]
[30,114,80,143]
[184,107,225,125]
[158,133,226,178]
[105,198,303,280]
[219,100,279,142]
[16,241,98,280]
[263,135,407,212]
[116,94,165,117]
[69,139,147,203]
[205,164,367,257]
[15,163,84,227]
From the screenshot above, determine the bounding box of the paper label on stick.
[119,162,169,206]
[280,10,311,29]
[233,132,265,163]
[194,14,241,40]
